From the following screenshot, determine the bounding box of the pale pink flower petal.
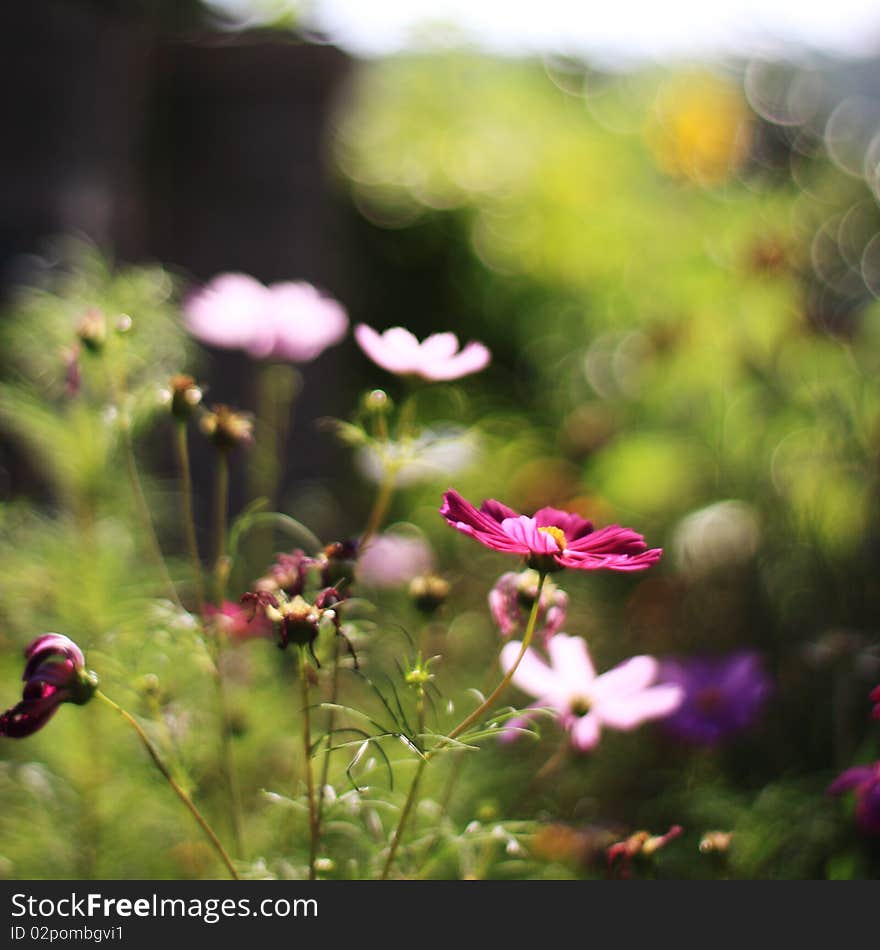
[500,641,560,701]
[184,273,269,350]
[570,713,601,750]
[499,516,560,555]
[267,282,349,362]
[547,633,596,692]
[592,655,659,701]
[598,684,685,731]
[355,324,490,381]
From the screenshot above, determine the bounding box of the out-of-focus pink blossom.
[354,325,490,380]
[441,490,662,573]
[870,684,880,721]
[828,761,880,835]
[356,531,434,588]
[184,273,348,362]
[499,634,683,752]
[205,601,273,641]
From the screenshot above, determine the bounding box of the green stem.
[380,686,427,880]
[444,572,547,744]
[174,420,205,615]
[120,409,182,610]
[315,637,341,835]
[380,582,546,880]
[360,470,396,550]
[212,449,230,605]
[95,690,240,880]
[299,649,319,881]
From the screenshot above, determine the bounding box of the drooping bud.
[0,634,98,739]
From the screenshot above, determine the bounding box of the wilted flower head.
[489,569,568,643]
[316,540,359,588]
[200,404,254,450]
[241,591,322,656]
[441,490,662,574]
[354,324,490,381]
[827,761,880,835]
[356,531,434,588]
[255,549,312,597]
[500,634,683,752]
[0,634,98,738]
[657,651,772,745]
[184,272,348,362]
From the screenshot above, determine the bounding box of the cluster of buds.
[606,825,683,879]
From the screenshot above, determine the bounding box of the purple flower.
[184,273,348,362]
[354,325,490,381]
[488,569,568,643]
[499,634,683,752]
[828,762,880,835]
[0,634,98,738]
[657,651,773,745]
[440,489,662,573]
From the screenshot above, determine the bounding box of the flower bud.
[200,404,254,450]
[76,309,107,353]
[409,574,450,615]
[168,374,203,420]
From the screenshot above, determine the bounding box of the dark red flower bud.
[0,634,98,739]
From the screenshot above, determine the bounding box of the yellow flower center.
[570,696,592,717]
[537,525,567,552]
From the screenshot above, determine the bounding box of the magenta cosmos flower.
[0,634,98,738]
[440,489,662,573]
[499,634,683,751]
[184,272,348,362]
[828,761,880,835]
[354,325,490,381]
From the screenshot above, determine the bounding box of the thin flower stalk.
[173,419,206,614]
[94,690,240,880]
[380,578,546,879]
[299,648,319,881]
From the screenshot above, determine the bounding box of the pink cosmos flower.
[0,634,98,738]
[440,489,662,573]
[354,325,490,380]
[184,272,348,362]
[499,634,684,751]
[870,684,880,721]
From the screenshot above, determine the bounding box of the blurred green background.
[1,1,880,879]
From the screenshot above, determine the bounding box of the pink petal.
[480,498,520,522]
[418,332,460,362]
[441,490,530,553]
[570,713,601,751]
[547,634,596,690]
[592,655,659,700]
[184,273,267,350]
[424,341,491,380]
[597,684,684,730]
[266,282,348,362]
[355,324,418,374]
[533,507,594,540]
[828,766,876,796]
[500,641,561,700]
[500,516,560,554]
